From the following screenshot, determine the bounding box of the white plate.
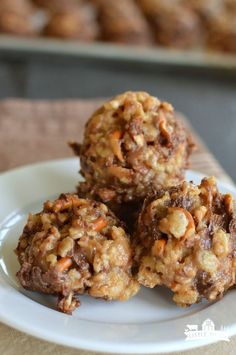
[0,158,236,353]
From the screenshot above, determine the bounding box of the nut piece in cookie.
[15,194,139,314]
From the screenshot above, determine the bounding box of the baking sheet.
[0,35,236,70]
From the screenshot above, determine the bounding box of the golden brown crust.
[16,194,139,314]
[75,91,194,205]
[134,177,236,306]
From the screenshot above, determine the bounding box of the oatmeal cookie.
[0,0,34,35]
[16,194,139,314]
[43,4,98,40]
[135,177,236,306]
[93,0,152,45]
[72,91,194,206]
[137,0,200,48]
[207,13,236,53]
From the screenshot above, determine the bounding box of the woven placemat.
[0,98,234,355]
[0,98,233,185]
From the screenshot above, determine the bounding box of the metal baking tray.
[0,35,236,70]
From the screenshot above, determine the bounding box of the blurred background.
[0,0,235,181]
